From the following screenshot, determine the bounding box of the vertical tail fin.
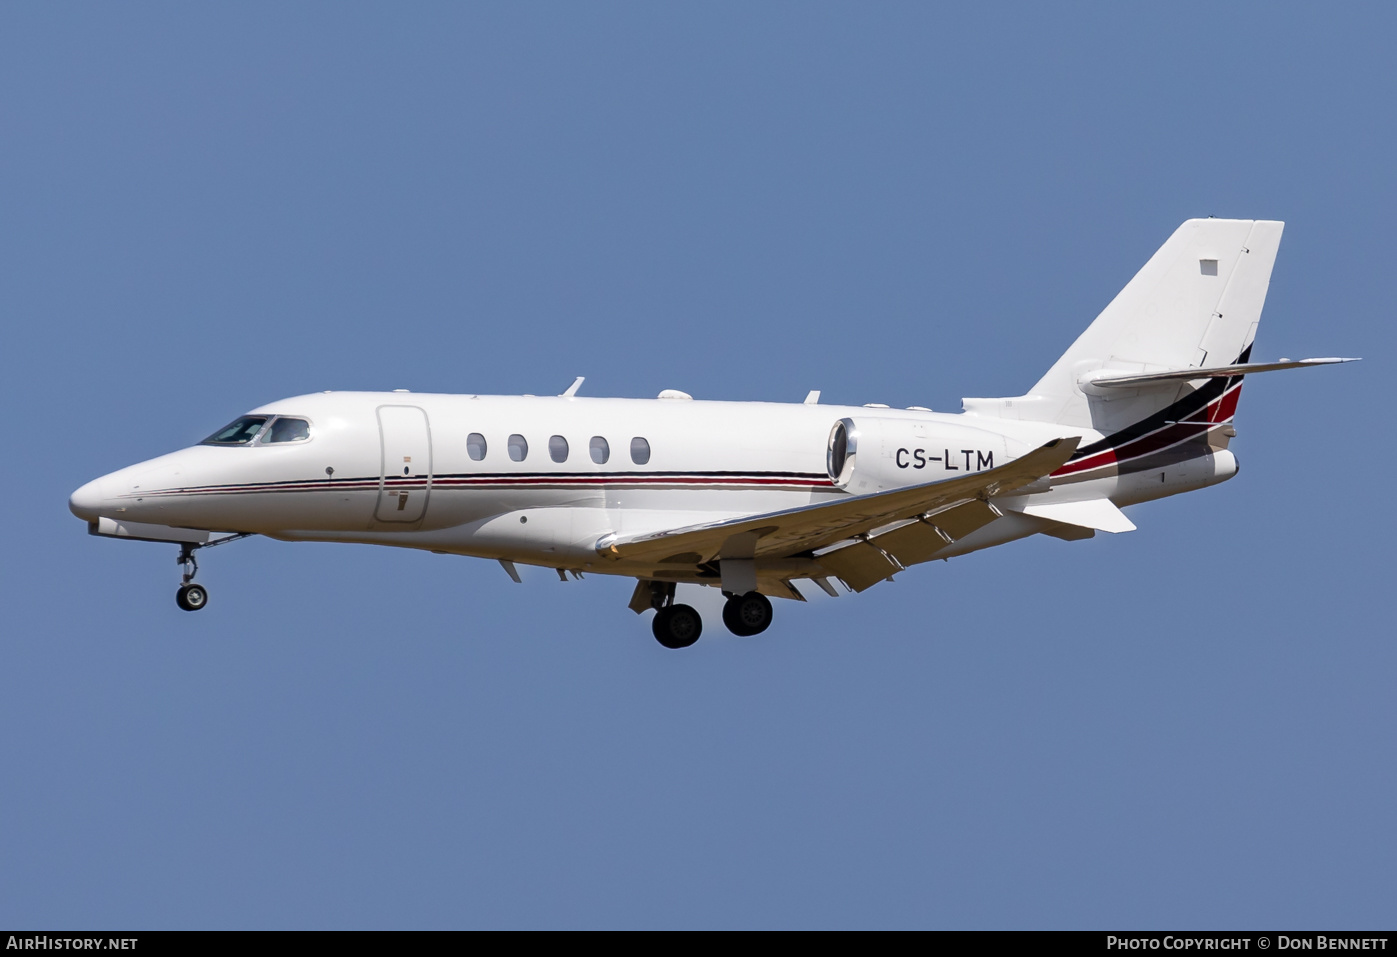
[963,218,1283,430]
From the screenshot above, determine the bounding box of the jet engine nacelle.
[826,417,1027,493]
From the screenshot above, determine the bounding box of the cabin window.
[508,434,529,462]
[590,436,610,464]
[467,433,487,461]
[263,417,311,444]
[201,416,269,446]
[630,436,651,465]
[549,435,569,463]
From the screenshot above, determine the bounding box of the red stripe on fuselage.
[138,474,836,497]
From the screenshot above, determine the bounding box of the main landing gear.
[643,581,703,649]
[173,534,250,612]
[640,581,776,649]
[653,604,703,649]
[722,591,773,637]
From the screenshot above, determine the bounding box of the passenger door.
[376,405,432,523]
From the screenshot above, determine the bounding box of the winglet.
[560,377,585,397]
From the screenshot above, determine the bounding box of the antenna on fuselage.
[560,376,585,397]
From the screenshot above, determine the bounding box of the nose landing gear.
[176,581,208,611]
[175,543,208,612]
[172,534,250,612]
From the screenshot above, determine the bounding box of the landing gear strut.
[644,581,703,649]
[176,543,207,612]
[722,591,773,636]
[172,534,250,612]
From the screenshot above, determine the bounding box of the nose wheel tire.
[652,603,702,649]
[722,591,773,636]
[176,583,209,612]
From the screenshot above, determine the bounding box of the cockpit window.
[201,416,269,446]
[263,417,311,444]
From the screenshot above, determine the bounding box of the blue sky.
[1,3,1392,928]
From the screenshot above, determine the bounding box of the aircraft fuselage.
[69,388,1236,582]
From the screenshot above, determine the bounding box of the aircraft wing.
[598,437,1080,570]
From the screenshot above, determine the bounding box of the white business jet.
[70,219,1353,648]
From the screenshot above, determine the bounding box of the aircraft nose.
[69,476,109,522]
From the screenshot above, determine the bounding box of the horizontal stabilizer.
[1080,357,1357,391]
[1012,498,1136,533]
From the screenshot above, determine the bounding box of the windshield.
[201,416,269,446]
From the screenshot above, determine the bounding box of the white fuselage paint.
[68,389,1238,584]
